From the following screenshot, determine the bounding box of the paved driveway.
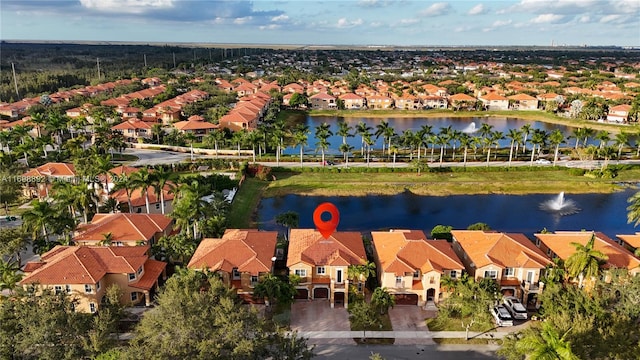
[389,306,435,345]
[290,300,352,344]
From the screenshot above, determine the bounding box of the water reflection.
[257,189,638,239]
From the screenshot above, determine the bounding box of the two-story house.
[73,213,174,246]
[287,229,367,308]
[309,92,337,110]
[534,231,640,280]
[187,229,277,303]
[339,93,365,109]
[507,93,539,110]
[451,230,551,308]
[366,95,393,109]
[111,119,153,142]
[479,92,509,110]
[371,230,464,306]
[172,117,219,142]
[606,104,632,123]
[20,245,166,312]
[22,162,77,199]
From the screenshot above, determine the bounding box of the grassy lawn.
[350,312,394,345]
[227,178,268,228]
[264,168,639,197]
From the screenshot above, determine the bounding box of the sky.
[1,0,639,47]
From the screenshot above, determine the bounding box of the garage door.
[295,289,308,300]
[313,287,329,299]
[394,293,419,305]
[334,292,345,306]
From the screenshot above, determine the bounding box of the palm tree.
[598,145,617,170]
[275,211,299,242]
[506,128,520,167]
[520,123,532,155]
[74,183,99,223]
[151,123,163,144]
[111,174,135,213]
[315,122,333,166]
[491,130,503,160]
[22,199,57,242]
[293,124,309,168]
[529,130,547,166]
[29,112,46,138]
[595,130,610,149]
[252,274,297,319]
[355,121,372,157]
[100,232,114,246]
[515,322,579,360]
[184,132,197,161]
[339,142,354,167]
[245,130,260,163]
[478,123,494,154]
[203,129,226,158]
[151,167,176,215]
[45,111,69,146]
[626,191,640,227]
[571,127,586,149]
[371,287,395,315]
[458,133,472,167]
[614,132,629,159]
[418,124,434,159]
[130,168,154,214]
[336,120,353,145]
[171,181,209,239]
[52,181,81,221]
[564,234,608,288]
[0,259,22,294]
[549,129,565,166]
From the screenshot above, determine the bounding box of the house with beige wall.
[451,230,551,307]
[371,230,464,306]
[73,213,173,246]
[187,229,277,303]
[287,229,367,308]
[20,246,166,313]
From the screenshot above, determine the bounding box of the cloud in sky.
[467,4,487,16]
[420,2,451,16]
[1,0,638,46]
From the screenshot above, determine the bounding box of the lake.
[283,116,584,156]
[256,189,640,239]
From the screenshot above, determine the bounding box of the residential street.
[313,344,499,360]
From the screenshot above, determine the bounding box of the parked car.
[503,296,528,320]
[535,159,551,165]
[491,305,514,327]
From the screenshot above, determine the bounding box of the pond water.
[283,116,585,156]
[256,188,640,239]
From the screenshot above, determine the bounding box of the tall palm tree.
[52,181,81,221]
[315,122,333,165]
[490,130,503,160]
[520,123,532,155]
[582,127,595,147]
[245,130,260,163]
[459,133,472,167]
[339,143,354,167]
[22,199,56,242]
[506,128,520,167]
[336,120,353,145]
[549,129,565,166]
[111,174,135,213]
[45,111,69,146]
[484,134,498,167]
[355,121,372,157]
[418,124,433,158]
[0,259,22,294]
[151,123,163,144]
[151,167,176,215]
[293,124,309,168]
[171,181,209,239]
[478,123,494,154]
[100,232,114,246]
[598,145,617,170]
[564,234,608,288]
[438,126,452,160]
[626,191,640,227]
[74,183,99,223]
[614,132,629,159]
[529,130,547,166]
[595,130,610,149]
[275,211,299,242]
[203,129,226,158]
[130,168,154,214]
[371,287,395,315]
[571,127,586,149]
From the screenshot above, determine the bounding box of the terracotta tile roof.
[173,120,218,131]
[187,229,277,275]
[617,233,640,248]
[287,229,367,267]
[110,184,175,207]
[449,93,476,101]
[451,230,551,269]
[339,93,364,100]
[507,93,537,101]
[21,245,156,285]
[112,119,152,130]
[480,92,508,101]
[74,213,172,243]
[534,231,640,270]
[130,259,166,290]
[23,163,76,177]
[310,92,336,100]
[372,230,463,276]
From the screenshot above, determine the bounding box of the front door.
[336,269,343,283]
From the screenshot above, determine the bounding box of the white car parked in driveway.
[491,305,514,327]
[503,296,528,320]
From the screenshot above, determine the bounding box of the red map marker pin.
[313,202,340,239]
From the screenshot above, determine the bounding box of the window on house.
[316,266,326,275]
[89,303,96,313]
[155,203,160,209]
[65,285,72,294]
[84,284,93,293]
[504,268,515,277]
[413,270,420,279]
[250,276,259,285]
[131,292,138,302]
[484,270,498,279]
[128,273,136,281]
[96,281,101,290]
[137,266,143,276]
[294,269,306,277]
[232,268,241,280]
[54,285,63,295]
[429,276,435,284]
[546,248,552,257]
[114,241,124,246]
[535,238,541,247]
[449,270,457,279]
[395,276,403,286]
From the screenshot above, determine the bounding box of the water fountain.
[462,122,478,134]
[539,192,580,216]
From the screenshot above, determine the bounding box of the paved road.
[313,344,499,360]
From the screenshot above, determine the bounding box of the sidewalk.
[292,330,509,339]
